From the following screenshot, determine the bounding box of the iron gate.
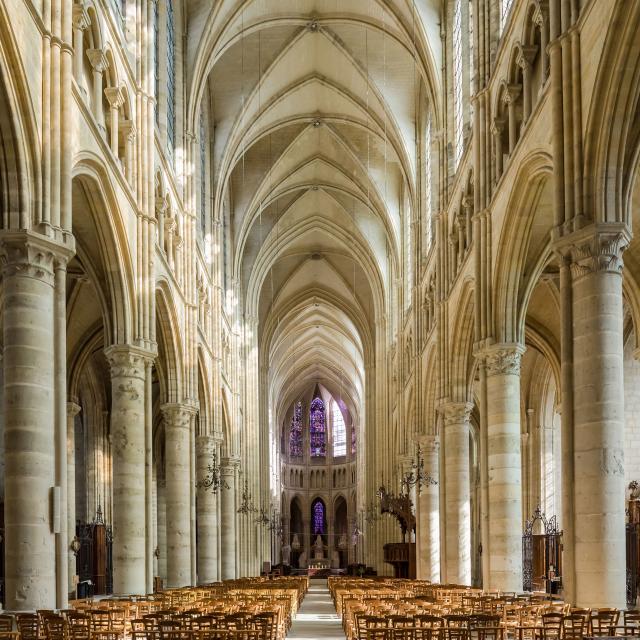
[523,506,562,592]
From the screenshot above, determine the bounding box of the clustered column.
[485,343,524,592]
[67,401,82,597]
[441,402,472,585]
[162,403,194,588]
[105,345,149,595]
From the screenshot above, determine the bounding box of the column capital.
[490,117,506,136]
[220,456,240,471]
[67,402,82,419]
[104,86,124,109]
[72,4,90,30]
[516,44,538,69]
[416,433,440,454]
[104,344,154,381]
[86,48,109,73]
[501,83,522,104]
[119,119,137,142]
[161,403,195,428]
[0,230,75,284]
[481,342,525,377]
[438,401,473,426]
[553,223,631,280]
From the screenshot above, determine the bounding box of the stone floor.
[288,579,345,639]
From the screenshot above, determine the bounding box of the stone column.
[104,87,123,156]
[71,5,89,84]
[566,225,629,607]
[441,402,472,584]
[492,118,505,178]
[417,435,440,582]
[485,343,524,592]
[105,345,149,595]
[196,434,220,583]
[517,47,537,124]
[220,458,238,579]
[503,86,521,153]
[86,49,108,126]
[162,403,193,588]
[67,402,81,597]
[0,232,66,610]
[157,478,167,582]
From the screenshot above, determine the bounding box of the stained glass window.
[310,396,326,457]
[289,402,303,457]
[501,0,515,33]
[351,422,356,456]
[332,402,346,457]
[166,0,176,154]
[312,500,325,535]
[453,0,463,169]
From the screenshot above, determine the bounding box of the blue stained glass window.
[312,500,325,535]
[289,402,303,457]
[310,396,326,457]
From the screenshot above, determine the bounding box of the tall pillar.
[485,343,524,592]
[67,402,81,597]
[86,49,108,126]
[441,402,472,584]
[157,478,167,582]
[417,435,440,582]
[105,345,149,595]
[0,232,69,610]
[71,5,89,84]
[566,225,628,607]
[220,458,238,579]
[162,403,193,588]
[196,434,220,583]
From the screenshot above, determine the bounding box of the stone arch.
[492,151,554,343]
[71,159,136,344]
[155,282,183,405]
[0,0,40,229]
[583,0,640,225]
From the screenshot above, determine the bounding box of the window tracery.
[310,396,326,457]
[289,402,303,458]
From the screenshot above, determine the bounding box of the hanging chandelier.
[400,445,437,494]
[237,477,258,515]
[196,450,230,494]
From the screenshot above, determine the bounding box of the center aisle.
[288,579,346,639]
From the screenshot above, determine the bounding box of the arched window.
[166,0,176,154]
[425,111,432,249]
[312,499,325,535]
[453,0,463,168]
[332,402,346,457]
[289,402,303,457]
[501,0,515,33]
[154,1,159,124]
[310,396,326,457]
[199,109,206,235]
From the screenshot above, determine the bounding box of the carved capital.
[483,343,525,377]
[104,86,124,109]
[104,345,153,382]
[161,403,195,429]
[439,401,473,426]
[516,44,538,69]
[119,119,137,142]
[0,230,74,285]
[501,83,522,105]
[67,402,82,419]
[490,117,506,136]
[86,48,109,73]
[416,433,440,456]
[569,229,630,279]
[72,4,90,31]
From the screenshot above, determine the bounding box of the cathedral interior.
[0,0,639,635]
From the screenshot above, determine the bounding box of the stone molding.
[438,401,473,426]
[0,230,74,285]
[416,433,440,455]
[482,343,525,377]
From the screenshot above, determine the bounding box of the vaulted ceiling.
[187,0,441,425]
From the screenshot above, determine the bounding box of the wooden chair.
[16,614,41,640]
[539,613,563,640]
[0,617,14,632]
[590,609,620,637]
[562,614,586,640]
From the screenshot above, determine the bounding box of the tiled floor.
[288,580,345,639]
